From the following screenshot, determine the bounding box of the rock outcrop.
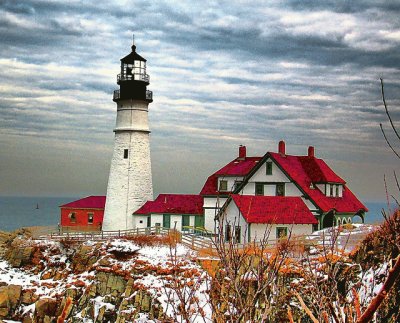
[0,232,207,322]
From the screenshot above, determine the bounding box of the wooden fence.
[40,226,171,241]
[37,225,369,255]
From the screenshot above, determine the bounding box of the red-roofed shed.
[60,196,105,230]
[134,194,203,215]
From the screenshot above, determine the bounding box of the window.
[87,213,94,224]
[69,212,76,223]
[330,184,333,197]
[255,183,264,195]
[234,181,242,191]
[147,216,151,227]
[276,183,285,196]
[335,185,339,197]
[225,225,231,242]
[163,214,171,228]
[276,227,288,239]
[235,226,241,243]
[182,215,190,231]
[219,180,228,191]
[124,149,129,159]
[266,162,273,175]
[139,220,143,224]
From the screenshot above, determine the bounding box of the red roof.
[269,153,367,213]
[134,194,203,215]
[231,195,318,224]
[60,196,106,209]
[200,157,261,195]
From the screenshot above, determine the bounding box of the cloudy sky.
[0,0,399,202]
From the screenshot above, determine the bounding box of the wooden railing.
[40,226,171,241]
[38,225,368,255]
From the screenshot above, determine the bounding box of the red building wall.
[60,208,104,229]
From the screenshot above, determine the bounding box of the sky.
[0,0,399,202]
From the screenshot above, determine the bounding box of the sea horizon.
[0,195,396,232]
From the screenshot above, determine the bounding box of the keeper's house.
[60,196,105,230]
[201,141,367,242]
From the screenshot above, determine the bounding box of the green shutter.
[182,215,190,231]
[195,215,205,229]
[163,214,171,228]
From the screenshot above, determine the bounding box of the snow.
[0,259,39,287]
[108,239,140,253]
[93,296,115,319]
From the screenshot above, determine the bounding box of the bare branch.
[380,78,400,141]
[358,255,400,323]
[380,123,400,159]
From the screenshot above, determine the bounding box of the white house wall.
[242,159,303,197]
[250,223,314,241]
[149,213,195,232]
[221,200,315,244]
[250,158,289,182]
[218,176,243,192]
[203,197,227,208]
[134,215,148,229]
[204,208,217,232]
[170,215,182,230]
[151,214,163,227]
[221,200,248,243]
[203,197,227,232]
[302,198,319,212]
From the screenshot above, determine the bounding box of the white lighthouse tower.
[102,39,154,231]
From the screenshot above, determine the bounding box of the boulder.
[0,284,22,318]
[34,298,58,319]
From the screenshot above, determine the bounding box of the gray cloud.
[0,0,399,201]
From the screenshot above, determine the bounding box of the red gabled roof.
[231,195,318,224]
[60,196,106,209]
[269,152,367,213]
[200,157,261,195]
[134,194,203,215]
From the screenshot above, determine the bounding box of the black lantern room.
[113,42,153,103]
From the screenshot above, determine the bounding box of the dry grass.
[122,230,182,247]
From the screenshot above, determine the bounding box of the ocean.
[0,196,77,232]
[0,196,396,232]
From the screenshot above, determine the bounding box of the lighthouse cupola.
[113,40,153,103]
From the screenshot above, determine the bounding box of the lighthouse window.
[124,149,129,159]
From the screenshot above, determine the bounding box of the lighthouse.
[102,39,154,231]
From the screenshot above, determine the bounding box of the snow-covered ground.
[306,224,376,251]
[0,238,212,322]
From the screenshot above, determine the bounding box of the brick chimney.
[308,146,315,158]
[278,140,286,155]
[238,145,246,159]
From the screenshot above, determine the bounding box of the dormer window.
[266,162,273,175]
[219,180,228,191]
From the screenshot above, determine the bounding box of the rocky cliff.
[0,231,210,322]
